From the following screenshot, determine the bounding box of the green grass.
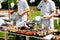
[54,18,60,30]
[28,6,40,20]
[0,32,5,37]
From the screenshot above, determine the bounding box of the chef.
[10,0,29,27]
[32,0,56,30]
[15,0,29,27]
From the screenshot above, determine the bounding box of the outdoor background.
[1,0,59,29]
[0,0,60,40]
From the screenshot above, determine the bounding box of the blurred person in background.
[0,0,4,8]
[55,6,60,16]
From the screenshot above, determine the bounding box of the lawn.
[0,6,60,40]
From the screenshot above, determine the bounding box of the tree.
[53,0,60,6]
[27,0,60,6]
[27,0,41,6]
[1,0,8,9]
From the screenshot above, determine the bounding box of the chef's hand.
[10,10,14,14]
[44,16,51,19]
[30,8,38,13]
[18,12,24,16]
[30,9,34,13]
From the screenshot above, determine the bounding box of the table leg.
[5,31,8,40]
[26,36,29,40]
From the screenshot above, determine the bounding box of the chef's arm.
[18,8,29,16]
[30,7,40,12]
[10,8,18,14]
[49,10,56,17]
[44,10,56,19]
[31,1,41,11]
[13,8,18,12]
[23,8,29,14]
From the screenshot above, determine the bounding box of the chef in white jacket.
[10,0,29,27]
[32,0,56,30]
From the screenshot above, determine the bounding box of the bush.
[1,0,8,9]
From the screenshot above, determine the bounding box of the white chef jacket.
[16,0,29,27]
[37,0,56,30]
